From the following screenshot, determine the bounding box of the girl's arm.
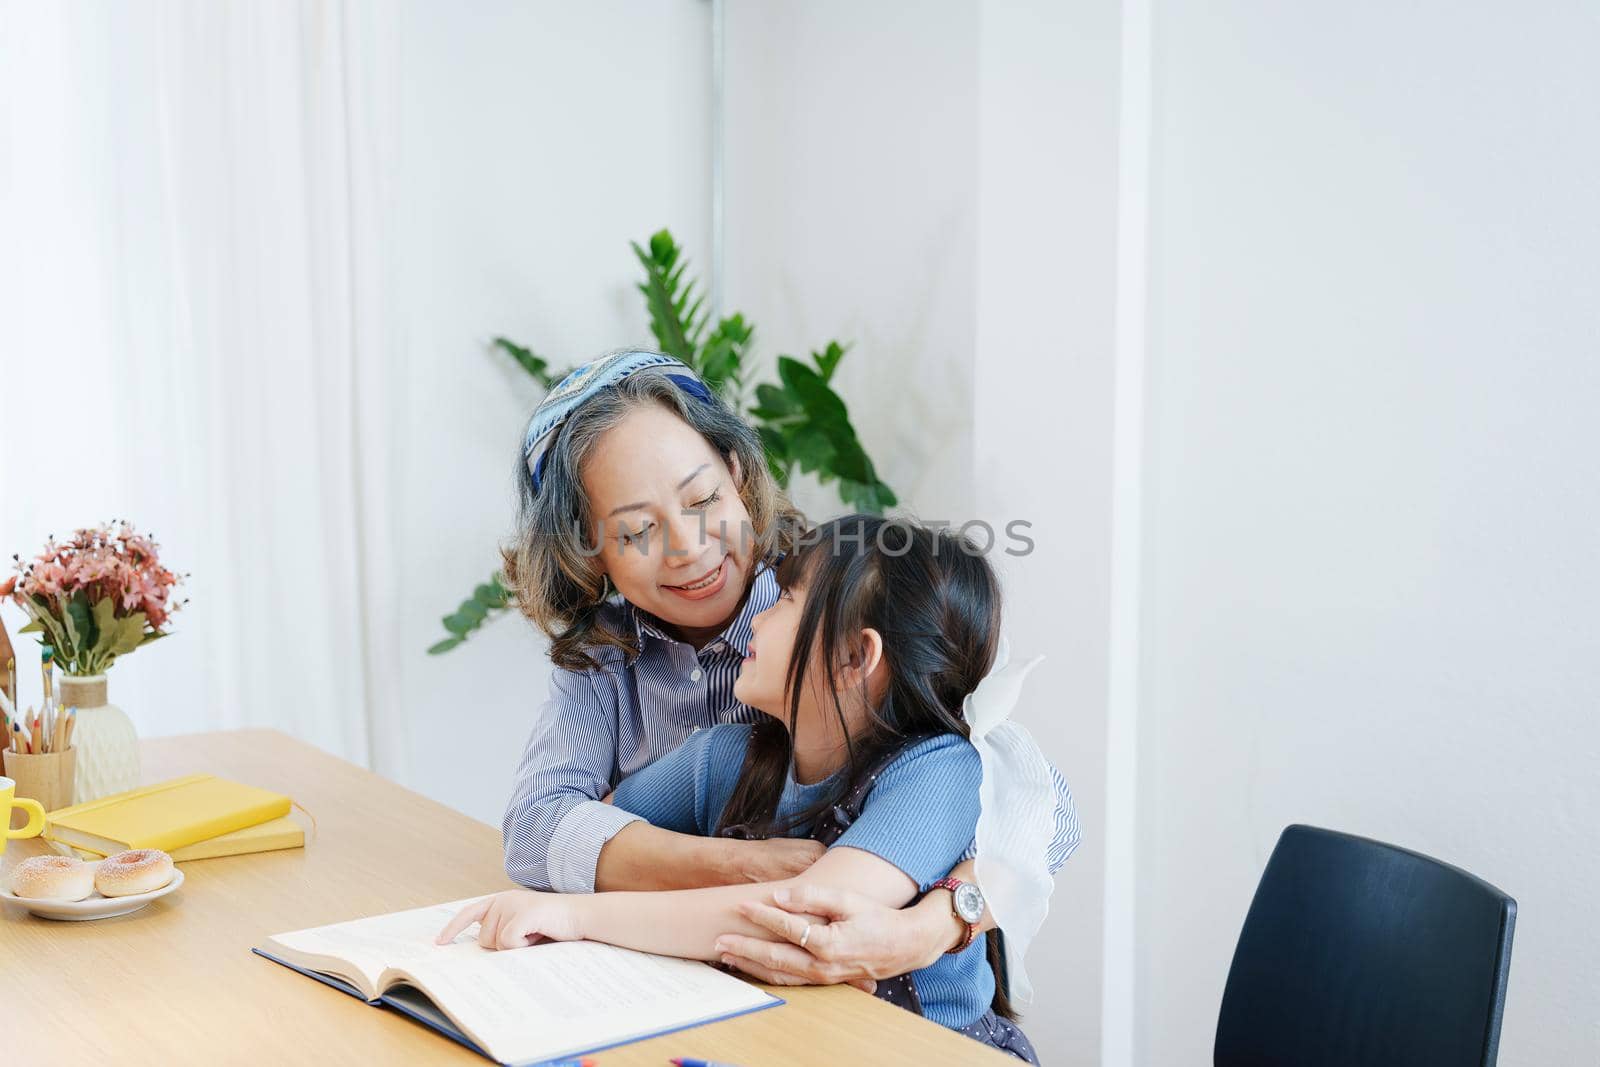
[436,846,914,959]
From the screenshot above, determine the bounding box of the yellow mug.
[2,775,47,855]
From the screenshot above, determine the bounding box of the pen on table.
[542,1060,597,1067]
[670,1059,747,1067]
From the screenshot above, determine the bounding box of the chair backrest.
[1215,824,1516,1067]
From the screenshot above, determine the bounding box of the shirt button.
[690,668,703,682]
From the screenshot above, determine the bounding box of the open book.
[254,898,782,1066]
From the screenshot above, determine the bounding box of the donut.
[10,855,96,901]
[95,849,175,897]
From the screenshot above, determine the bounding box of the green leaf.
[788,425,835,474]
[473,583,508,610]
[632,230,707,363]
[443,613,473,637]
[812,340,847,383]
[90,597,120,659]
[460,599,488,623]
[778,357,849,426]
[755,422,790,461]
[63,591,94,664]
[492,337,556,388]
[107,612,149,656]
[826,434,875,485]
[427,636,464,655]
[25,595,68,653]
[698,314,753,395]
[751,382,801,421]
[649,229,675,262]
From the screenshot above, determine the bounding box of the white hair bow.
[962,635,1056,1003]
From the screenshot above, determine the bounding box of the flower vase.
[61,674,140,804]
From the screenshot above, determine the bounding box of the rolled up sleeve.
[502,666,642,893]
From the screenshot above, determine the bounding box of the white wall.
[974,2,1123,1062]
[391,0,712,825]
[726,4,1120,1061]
[722,0,979,522]
[1133,3,1600,1063]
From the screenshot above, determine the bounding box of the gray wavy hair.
[502,364,807,671]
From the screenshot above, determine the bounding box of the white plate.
[0,865,184,921]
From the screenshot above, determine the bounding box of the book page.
[266,898,778,1064]
[399,939,778,1066]
[265,897,490,998]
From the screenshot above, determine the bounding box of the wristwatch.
[930,876,984,954]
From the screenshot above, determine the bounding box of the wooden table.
[1,729,1013,1065]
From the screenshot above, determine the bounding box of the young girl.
[499,348,1079,992]
[442,515,1039,1060]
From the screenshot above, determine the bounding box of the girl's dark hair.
[501,358,807,671]
[715,514,1016,1018]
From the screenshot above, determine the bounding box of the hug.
[439,350,1081,1062]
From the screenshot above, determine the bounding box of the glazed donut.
[95,849,175,897]
[10,855,96,901]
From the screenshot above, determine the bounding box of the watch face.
[953,882,985,924]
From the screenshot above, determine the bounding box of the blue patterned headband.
[522,350,714,493]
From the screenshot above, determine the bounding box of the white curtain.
[0,0,408,778]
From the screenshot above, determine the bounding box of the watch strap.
[930,877,979,954]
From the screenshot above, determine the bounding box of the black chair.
[1215,824,1516,1067]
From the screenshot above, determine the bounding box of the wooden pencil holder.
[3,746,77,816]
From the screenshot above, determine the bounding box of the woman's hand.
[713,884,958,991]
[723,837,827,884]
[435,890,587,951]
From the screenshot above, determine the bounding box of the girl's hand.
[434,890,587,950]
[724,837,826,883]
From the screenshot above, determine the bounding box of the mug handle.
[6,797,46,839]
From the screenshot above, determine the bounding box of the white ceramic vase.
[61,674,140,804]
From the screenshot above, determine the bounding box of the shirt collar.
[629,560,778,658]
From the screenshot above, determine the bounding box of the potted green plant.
[430,229,894,653]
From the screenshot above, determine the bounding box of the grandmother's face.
[582,403,755,642]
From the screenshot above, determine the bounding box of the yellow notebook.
[48,816,306,862]
[44,774,292,856]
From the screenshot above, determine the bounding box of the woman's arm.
[595,822,824,891]
[598,724,824,891]
[502,667,639,892]
[713,859,988,986]
[506,674,823,892]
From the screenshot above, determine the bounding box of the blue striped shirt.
[611,724,996,1029]
[503,563,1083,892]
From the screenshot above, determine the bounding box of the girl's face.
[583,403,755,642]
[735,579,868,757]
[733,581,805,716]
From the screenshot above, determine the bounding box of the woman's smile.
[662,556,730,601]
